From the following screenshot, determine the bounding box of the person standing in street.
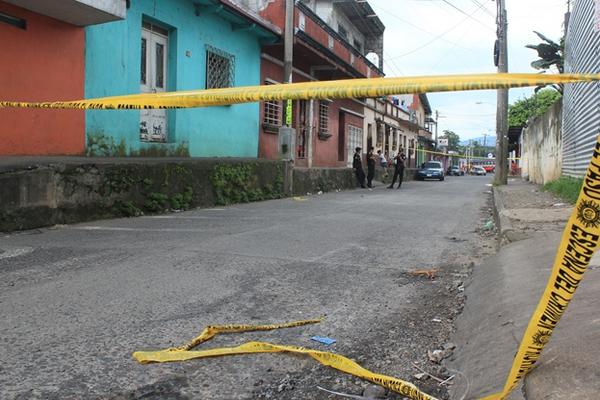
[366,147,376,188]
[353,147,366,188]
[388,150,406,189]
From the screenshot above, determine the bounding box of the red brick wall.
[0,2,85,155]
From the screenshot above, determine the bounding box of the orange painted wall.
[0,2,85,155]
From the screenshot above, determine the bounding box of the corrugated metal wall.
[562,0,600,176]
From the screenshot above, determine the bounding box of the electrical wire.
[441,0,496,31]
[385,1,488,61]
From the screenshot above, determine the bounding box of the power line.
[441,0,495,31]
[370,3,470,50]
[468,0,495,18]
[386,1,490,61]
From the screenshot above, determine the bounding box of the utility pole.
[435,110,439,151]
[278,0,295,162]
[495,0,508,185]
[283,0,294,126]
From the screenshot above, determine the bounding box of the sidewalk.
[448,178,600,399]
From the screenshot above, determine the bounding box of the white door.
[140,24,168,142]
[347,125,364,167]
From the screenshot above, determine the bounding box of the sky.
[368,0,569,142]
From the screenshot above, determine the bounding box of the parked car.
[450,166,464,176]
[472,166,487,176]
[416,161,445,181]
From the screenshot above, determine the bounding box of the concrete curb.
[492,186,516,244]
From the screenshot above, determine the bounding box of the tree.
[440,130,460,152]
[526,31,564,93]
[508,89,562,127]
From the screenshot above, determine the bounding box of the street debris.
[483,220,495,231]
[317,386,366,399]
[311,335,336,345]
[362,384,388,399]
[409,268,439,279]
[413,363,455,386]
[427,349,445,364]
[293,196,307,201]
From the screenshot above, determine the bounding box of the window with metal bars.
[319,101,329,136]
[263,81,280,130]
[206,45,235,89]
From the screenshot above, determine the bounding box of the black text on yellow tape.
[482,135,600,400]
[132,319,439,400]
[1,73,599,110]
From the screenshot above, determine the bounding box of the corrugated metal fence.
[562,0,600,177]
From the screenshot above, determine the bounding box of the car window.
[424,162,441,168]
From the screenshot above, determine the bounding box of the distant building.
[0,0,125,155]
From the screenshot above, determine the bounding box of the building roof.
[333,0,385,37]
[197,0,281,39]
[419,93,432,115]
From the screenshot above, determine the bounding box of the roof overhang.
[3,0,126,26]
[333,0,384,37]
[195,0,281,41]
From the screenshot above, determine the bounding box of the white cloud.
[369,0,567,140]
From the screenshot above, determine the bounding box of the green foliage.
[525,32,564,93]
[144,192,170,212]
[86,133,127,157]
[211,164,284,206]
[114,200,143,217]
[543,176,583,204]
[508,89,562,127]
[101,169,136,195]
[169,186,194,210]
[440,130,461,151]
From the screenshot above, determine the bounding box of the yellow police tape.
[132,137,600,399]
[133,318,439,400]
[1,73,599,109]
[481,135,600,399]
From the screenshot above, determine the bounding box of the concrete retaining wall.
[521,100,562,184]
[292,167,355,195]
[0,159,361,232]
[0,159,289,232]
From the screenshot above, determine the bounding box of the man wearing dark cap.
[353,147,366,188]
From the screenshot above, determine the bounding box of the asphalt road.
[0,175,495,400]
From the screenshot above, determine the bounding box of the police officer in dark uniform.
[353,147,366,188]
[388,150,406,189]
[366,147,376,188]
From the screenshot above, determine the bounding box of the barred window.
[263,81,280,126]
[206,45,235,89]
[319,101,329,134]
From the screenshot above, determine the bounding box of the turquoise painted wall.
[85,0,262,157]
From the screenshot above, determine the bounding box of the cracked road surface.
[1,176,495,400]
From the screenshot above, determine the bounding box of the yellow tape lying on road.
[133,319,439,400]
[1,73,598,109]
[482,135,600,399]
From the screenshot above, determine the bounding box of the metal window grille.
[319,101,329,134]
[348,125,363,166]
[206,45,235,89]
[263,82,280,126]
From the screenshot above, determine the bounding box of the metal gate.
[347,125,363,167]
[562,0,600,176]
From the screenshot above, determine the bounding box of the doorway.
[338,111,346,162]
[140,22,168,142]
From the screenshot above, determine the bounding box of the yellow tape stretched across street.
[133,318,438,400]
[1,73,599,109]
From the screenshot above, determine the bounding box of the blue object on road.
[311,336,336,346]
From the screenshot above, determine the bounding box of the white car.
[472,166,487,176]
